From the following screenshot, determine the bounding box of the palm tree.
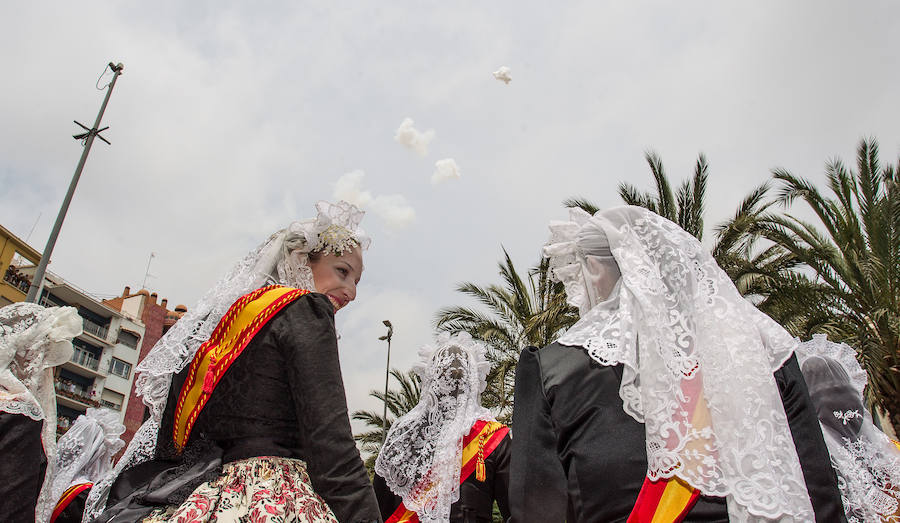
[352,368,422,473]
[750,138,900,433]
[565,151,793,299]
[565,151,709,239]
[434,249,577,422]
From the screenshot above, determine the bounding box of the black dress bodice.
[98,292,380,523]
[509,342,847,523]
[0,412,47,523]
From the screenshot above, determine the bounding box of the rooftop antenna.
[24,212,42,243]
[26,62,125,303]
[141,252,156,289]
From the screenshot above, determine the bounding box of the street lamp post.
[379,320,393,444]
[26,62,125,303]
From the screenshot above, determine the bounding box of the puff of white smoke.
[432,158,461,185]
[333,170,373,208]
[371,194,416,229]
[493,66,512,84]
[333,170,416,229]
[394,118,435,156]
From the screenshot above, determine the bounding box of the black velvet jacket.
[509,343,847,523]
[373,433,512,523]
[0,412,47,523]
[96,293,380,523]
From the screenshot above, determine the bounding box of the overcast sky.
[2,2,899,429]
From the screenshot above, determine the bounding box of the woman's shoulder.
[274,290,334,317]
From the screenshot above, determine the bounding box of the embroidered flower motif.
[833,409,863,425]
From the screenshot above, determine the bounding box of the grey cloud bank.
[1,1,898,430]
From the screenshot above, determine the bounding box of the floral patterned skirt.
[142,456,338,523]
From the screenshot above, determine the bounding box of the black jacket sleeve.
[774,353,848,523]
[508,346,567,522]
[275,293,381,523]
[488,433,512,521]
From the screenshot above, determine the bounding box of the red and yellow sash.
[49,482,93,523]
[628,371,708,523]
[172,285,310,452]
[386,420,509,523]
[628,476,700,523]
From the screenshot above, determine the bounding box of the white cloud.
[394,117,435,156]
[371,194,416,229]
[492,65,511,84]
[431,158,461,185]
[333,170,373,208]
[333,170,415,229]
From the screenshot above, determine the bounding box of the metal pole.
[141,252,156,289]
[380,320,393,444]
[26,62,124,303]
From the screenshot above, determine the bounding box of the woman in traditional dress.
[0,302,82,523]
[48,407,125,523]
[85,200,381,523]
[796,335,900,522]
[510,206,846,522]
[374,332,511,523]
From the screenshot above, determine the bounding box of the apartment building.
[1,223,41,306]
[103,287,186,444]
[15,267,146,434]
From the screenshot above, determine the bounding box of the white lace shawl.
[797,335,900,523]
[83,200,370,522]
[544,206,814,522]
[0,302,83,523]
[51,408,125,506]
[375,332,493,523]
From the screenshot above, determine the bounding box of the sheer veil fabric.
[83,200,370,521]
[797,335,900,522]
[0,302,83,522]
[543,206,814,521]
[51,408,125,507]
[375,332,492,523]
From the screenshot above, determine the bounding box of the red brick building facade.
[103,287,186,446]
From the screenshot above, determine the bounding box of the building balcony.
[54,379,100,409]
[81,317,109,341]
[3,267,30,293]
[71,346,100,371]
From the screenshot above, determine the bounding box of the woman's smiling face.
[309,247,363,312]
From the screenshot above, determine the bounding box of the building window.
[100,389,125,411]
[116,329,140,349]
[108,358,132,379]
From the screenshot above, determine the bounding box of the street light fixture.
[379,320,393,444]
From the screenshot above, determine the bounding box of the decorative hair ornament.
[376,332,493,523]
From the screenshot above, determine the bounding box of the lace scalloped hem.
[141,456,338,523]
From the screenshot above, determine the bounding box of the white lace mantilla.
[375,332,493,523]
[0,302,83,523]
[84,200,370,522]
[547,206,813,521]
[51,407,125,510]
[796,335,900,522]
